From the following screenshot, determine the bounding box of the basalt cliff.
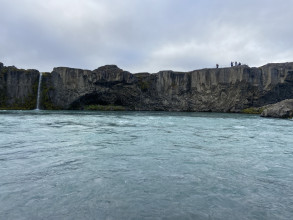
[1,61,293,112]
[0,63,39,109]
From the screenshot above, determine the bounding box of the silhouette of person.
[235,61,238,66]
[231,62,234,67]
[216,64,219,68]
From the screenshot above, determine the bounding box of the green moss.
[0,67,39,110]
[0,87,7,107]
[0,66,33,76]
[41,72,50,77]
[138,81,150,91]
[18,80,39,110]
[40,73,62,110]
[84,104,126,111]
[0,67,8,76]
[0,79,38,110]
[171,82,178,89]
[41,85,61,110]
[1,93,36,110]
[241,107,264,114]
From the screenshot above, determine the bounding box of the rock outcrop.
[261,99,293,118]
[1,61,293,112]
[0,64,40,109]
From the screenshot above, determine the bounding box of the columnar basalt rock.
[1,62,293,112]
[41,62,293,112]
[0,64,40,109]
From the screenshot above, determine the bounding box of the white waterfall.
[36,72,42,110]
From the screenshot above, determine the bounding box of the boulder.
[261,99,293,118]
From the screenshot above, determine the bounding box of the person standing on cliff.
[216,64,219,68]
[235,61,238,66]
[231,62,234,67]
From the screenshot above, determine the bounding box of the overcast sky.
[1,0,293,73]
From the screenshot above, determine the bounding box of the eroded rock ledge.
[261,99,293,118]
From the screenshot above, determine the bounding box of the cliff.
[41,62,293,112]
[1,62,293,112]
[0,63,40,109]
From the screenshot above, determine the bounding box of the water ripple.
[0,111,293,220]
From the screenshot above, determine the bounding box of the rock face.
[41,65,138,110]
[1,61,293,112]
[41,62,293,112]
[261,99,293,118]
[0,64,40,109]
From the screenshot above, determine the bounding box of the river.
[0,111,292,220]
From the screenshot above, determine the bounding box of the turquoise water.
[0,111,292,220]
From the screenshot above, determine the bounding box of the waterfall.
[36,72,42,110]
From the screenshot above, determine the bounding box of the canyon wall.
[0,63,40,109]
[1,61,293,112]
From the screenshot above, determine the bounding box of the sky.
[1,0,293,73]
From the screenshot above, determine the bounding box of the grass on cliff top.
[241,107,264,114]
[84,104,126,111]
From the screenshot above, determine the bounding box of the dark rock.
[40,62,293,111]
[260,99,293,118]
[0,64,40,109]
[2,62,293,112]
[30,62,293,110]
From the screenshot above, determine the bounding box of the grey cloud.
[0,0,293,73]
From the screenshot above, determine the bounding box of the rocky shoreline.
[260,99,293,118]
[1,61,293,118]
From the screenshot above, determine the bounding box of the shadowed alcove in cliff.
[69,91,129,110]
[256,77,293,106]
